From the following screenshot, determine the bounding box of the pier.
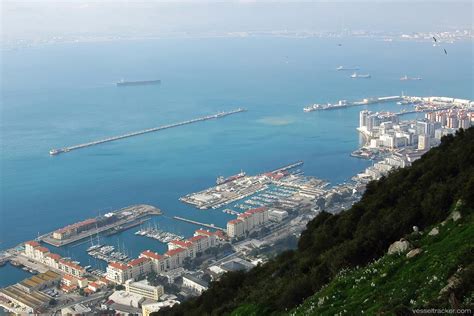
[49,108,246,155]
[270,161,304,173]
[303,96,402,112]
[173,216,226,231]
[41,204,161,247]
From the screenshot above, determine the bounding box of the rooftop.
[62,274,77,281]
[169,240,193,248]
[47,253,61,261]
[228,219,243,225]
[35,246,50,253]
[165,248,186,257]
[24,241,40,248]
[128,257,150,267]
[109,262,129,271]
[188,235,206,243]
[59,259,84,271]
[183,274,209,288]
[195,229,214,236]
[141,250,163,260]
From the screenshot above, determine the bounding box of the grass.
[289,208,473,315]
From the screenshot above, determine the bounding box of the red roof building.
[188,235,206,243]
[47,253,62,261]
[141,250,163,261]
[169,240,193,248]
[109,262,128,271]
[24,241,40,248]
[195,229,214,236]
[165,248,186,257]
[35,246,50,253]
[128,257,150,267]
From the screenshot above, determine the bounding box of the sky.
[1,1,473,42]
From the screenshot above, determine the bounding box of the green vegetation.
[115,284,125,291]
[291,209,474,315]
[160,128,474,316]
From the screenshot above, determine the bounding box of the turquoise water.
[0,37,472,287]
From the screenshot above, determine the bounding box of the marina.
[49,108,246,155]
[179,161,304,210]
[134,226,185,243]
[87,244,130,264]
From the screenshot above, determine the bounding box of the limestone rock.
[428,227,439,236]
[451,211,461,222]
[406,248,422,258]
[388,239,411,255]
[439,275,461,296]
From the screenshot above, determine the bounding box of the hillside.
[160,127,474,316]
[290,206,474,315]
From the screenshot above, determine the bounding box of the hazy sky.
[2,1,473,41]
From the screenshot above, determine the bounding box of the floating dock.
[49,108,246,155]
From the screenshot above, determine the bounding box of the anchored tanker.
[116,79,161,87]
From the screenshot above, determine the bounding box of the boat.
[116,79,161,87]
[49,148,68,155]
[87,244,103,252]
[216,171,246,185]
[303,104,325,112]
[400,75,422,81]
[336,66,360,71]
[350,72,371,79]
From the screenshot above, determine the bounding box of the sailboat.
[86,226,103,252]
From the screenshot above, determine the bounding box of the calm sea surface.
[0,37,472,287]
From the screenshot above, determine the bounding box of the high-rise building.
[359,110,370,128]
[447,115,459,129]
[418,135,430,150]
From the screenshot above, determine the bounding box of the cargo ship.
[116,79,161,87]
[216,171,246,185]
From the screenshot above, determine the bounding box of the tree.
[115,284,125,291]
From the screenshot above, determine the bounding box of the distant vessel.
[303,104,325,112]
[116,79,161,87]
[49,148,69,155]
[350,72,371,79]
[400,75,422,81]
[337,66,360,71]
[86,244,103,252]
[216,171,246,185]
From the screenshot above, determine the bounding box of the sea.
[0,37,472,287]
